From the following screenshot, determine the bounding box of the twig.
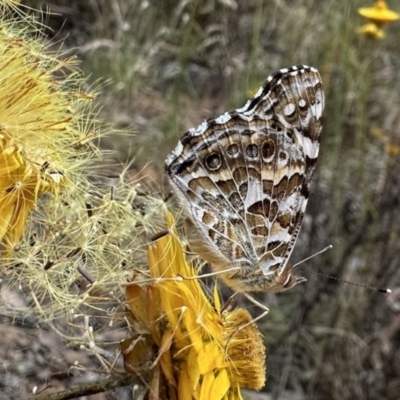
[28,373,141,400]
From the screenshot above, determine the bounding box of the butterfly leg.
[225,292,269,349]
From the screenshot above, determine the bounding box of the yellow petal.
[0,201,15,241]
[358,1,399,24]
[126,283,162,341]
[5,197,34,246]
[198,342,226,374]
[178,367,194,400]
[357,23,385,38]
[213,285,222,313]
[210,369,230,400]
[184,308,205,354]
[199,371,216,400]
[0,148,24,176]
[187,347,201,390]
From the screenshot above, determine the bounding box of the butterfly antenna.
[304,271,391,294]
[294,245,391,293]
[292,245,333,268]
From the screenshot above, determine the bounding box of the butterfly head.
[275,264,307,292]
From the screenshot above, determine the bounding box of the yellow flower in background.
[123,212,266,399]
[370,127,400,157]
[356,22,386,39]
[358,0,399,26]
[357,1,399,39]
[385,144,400,156]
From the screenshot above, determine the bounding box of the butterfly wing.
[165,65,324,290]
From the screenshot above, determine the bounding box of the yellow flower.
[122,212,266,399]
[370,126,387,142]
[0,8,98,252]
[385,144,400,156]
[358,1,399,26]
[0,132,61,249]
[370,127,400,157]
[356,22,386,39]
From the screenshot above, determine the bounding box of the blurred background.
[6,0,400,399]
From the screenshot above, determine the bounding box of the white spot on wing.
[165,141,183,166]
[283,103,296,117]
[192,121,208,136]
[244,178,264,209]
[215,112,232,124]
[294,129,319,159]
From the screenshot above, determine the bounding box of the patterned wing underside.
[166,65,324,288]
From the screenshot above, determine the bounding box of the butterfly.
[165,65,324,293]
